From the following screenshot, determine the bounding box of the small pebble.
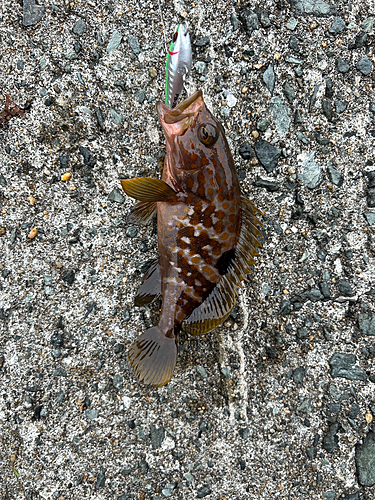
[61,173,72,181]
[28,227,38,239]
[27,196,35,206]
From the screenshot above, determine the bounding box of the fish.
[120,90,263,387]
[165,23,192,108]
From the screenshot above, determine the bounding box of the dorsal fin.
[183,196,263,336]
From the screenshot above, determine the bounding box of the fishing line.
[157,0,168,53]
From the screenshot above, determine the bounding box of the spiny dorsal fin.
[134,258,161,307]
[121,177,176,202]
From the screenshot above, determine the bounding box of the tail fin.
[128,327,177,387]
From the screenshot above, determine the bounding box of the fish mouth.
[157,90,204,138]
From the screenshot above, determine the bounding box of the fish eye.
[198,124,219,147]
[172,31,178,43]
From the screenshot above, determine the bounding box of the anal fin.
[183,275,238,336]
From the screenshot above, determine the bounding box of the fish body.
[165,23,192,108]
[121,91,263,386]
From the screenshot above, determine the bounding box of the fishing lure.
[165,23,192,109]
[121,91,263,387]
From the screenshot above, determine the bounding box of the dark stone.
[258,10,271,28]
[329,353,367,381]
[327,164,343,186]
[254,139,281,173]
[306,446,317,459]
[238,141,253,160]
[0,173,7,187]
[342,494,359,500]
[239,427,250,439]
[300,289,324,302]
[289,35,300,52]
[358,313,375,336]
[356,432,375,486]
[266,345,277,359]
[365,171,375,188]
[356,57,373,76]
[197,487,212,498]
[95,467,106,490]
[44,96,55,107]
[253,178,279,192]
[79,146,94,166]
[136,89,146,104]
[125,226,138,238]
[319,281,330,299]
[329,17,345,35]
[62,270,75,285]
[150,425,165,449]
[74,41,82,54]
[139,460,149,473]
[53,368,67,377]
[309,83,321,112]
[240,10,259,34]
[321,99,333,121]
[325,78,334,99]
[279,300,291,315]
[33,405,43,420]
[95,108,105,131]
[296,327,308,340]
[59,155,70,168]
[337,279,354,297]
[72,19,87,36]
[335,100,347,114]
[230,13,239,30]
[293,366,306,384]
[50,332,63,348]
[195,36,210,47]
[349,403,360,419]
[23,0,45,27]
[335,58,350,73]
[263,64,275,95]
[128,35,141,56]
[287,0,336,17]
[283,82,295,103]
[349,31,368,49]
[322,423,340,453]
[326,402,341,415]
[108,188,125,204]
[294,109,303,124]
[367,188,375,207]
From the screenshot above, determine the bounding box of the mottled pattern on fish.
[121,90,263,386]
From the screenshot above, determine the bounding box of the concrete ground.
[0,0,374,499]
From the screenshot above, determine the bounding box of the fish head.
[157,91,233,196]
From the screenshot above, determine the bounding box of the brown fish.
[121,90,263,387]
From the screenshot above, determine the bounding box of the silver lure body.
[165,23,192,109]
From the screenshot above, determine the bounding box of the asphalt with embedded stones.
[0,1,374,499]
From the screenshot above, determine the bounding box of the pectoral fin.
[134,258,161,306]
[129,201,157,225]
[121,177,176,202]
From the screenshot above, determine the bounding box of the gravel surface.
[1,1,374,499]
